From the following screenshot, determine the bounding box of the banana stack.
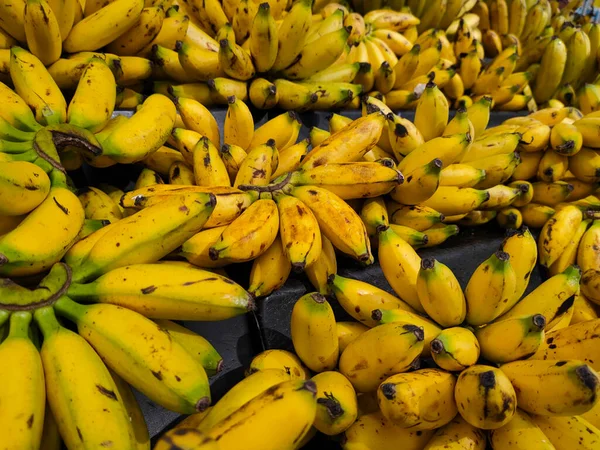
[154,239,600,450]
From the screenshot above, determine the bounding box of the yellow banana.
[54,297,211,414]
[272,139,310,179]
[497,265,581,330]
[250,110,301,152]
[311,371,357,436]
[531,414,600,450]
[337,322,368,353]
[289,185,371,263]
[387,112,424,159]
[465,250,517,326]
[0,161,50,216]
[460,132,520,163]
[193,136,230,187]
[233,140,276,187]
[10,46,66,126]
[563,29,591,87]
[454,365,517,429]
[305,235,337,295]
[0,0,27,42]
[291,292,339,372]
[78,186,123,222]
[247,349,310,380]
[169,160,195,185]
[248,235,291,297]
[424,414,487,450]
[64,0,143,52]
[339,323,425,393]
[223,95,253,150]
[421,186,490,216]
[500,225,537,305]
[416,257,466,327]
[67,262,253,320]
[206,379,317,450]
[275,193,321,272]
[531,181,575,206]
[0,312,45,450]
[24,0,62,66]
[533,36,567,104]
[35,307,136,449]
[440,163,485,187]
[466,95,492,139]
[551,121,583,156]
[430,327,480,372]
[476,314,546,364]
[549,217,590,276]
[414,81,449,142]
[538,205,583,268]
[387,202,444,230]
[501,359,600,416]
[489,408,555,450]
[220,143,247,182]
[106,6,165,55]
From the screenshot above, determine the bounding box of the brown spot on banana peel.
[34,140,66,174]
[50,131,102,157]
[96,384,118,400]
[576,365,599,399]
[27,414,34,429]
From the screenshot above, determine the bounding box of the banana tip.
[0,253,7,265]
[216,359,224,374]
[208,247,220,261]
[403,324,424,341]
[195,397,211,412]
[430,338,444,354]
[421,258,435,270]
[371,309,382,321]
[532,314,546,330]
[291,262,305,273]
[380,383,396,400]
[302,380,317,396]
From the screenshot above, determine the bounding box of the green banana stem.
[7,311,32,338]
[0,309,10,329]
[238,171,293,194]
[34,306,61,338]
[53,296,87,324]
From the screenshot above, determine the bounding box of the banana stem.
[53,296,87,324]
[0,309,9,328]
[7,311,32,338]
[51,131,102,157]
[34,306,61,338]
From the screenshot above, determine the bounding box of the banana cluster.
[154,254,600,450]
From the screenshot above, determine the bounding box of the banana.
[386,112,424,159]
[247,3,277,72]
[78,186,123,222]
[579,84,600,116]
[247,349,310,379]
[531,414,600,450]
[416,257,466,327]
[106,6,165,55]
[311,371,357,436]
[573,116,600,149]
[272,139,310,179]
[275,193,321,272]
[538,205,583,268]
[306,235,337,295]
[67,58,116,133]
[0,0,26,42]
[571,292,599,325]
[220,143,247,182]
[569,146,600,183]
[152,44,197,83]
[248,235,291,297]
[290,161,401,200]
[135,168,163,189]
[193,136,230,187]
[24,0,62,66]
[339,323,425,393]
[497,265,581,330]
[430,327,480,372]
[455,365,517,429]
[271,0,312,71]
[175,96,220,148]
[414,81,449,142]
[329,273,415,326]
[439,163,485,188]
[398,132,471,175]
[206,379,317,450]
[392,43,421,89]
[100,94,176,164]
[54,297,212,414]
[233,140,276,188]
[177,225,229,268]
[490,408,555,450]
[0,312,45,450]
[500,226,537,305]
[549,217,590,276]
[69,191,215,282]
[424,414,486,450]
[231,0,257,43]
[175,41,222,81]
[464,151,519,188]
[0,174,84,277]
[578,220,600,302]
[377,368,456,430]
[64,0,143,52]
[272,79,317,111]
[343,410,434,450]
[387,202,444,230]
[421,186,489,216]
[109,370,150,450]
[537,149,568,182]
[35,307,137,449]
[465,250,517,326]
[533,36,567,104]
[458,50,482,91]
[460,132,520,163]
[498,210,527,235]
[154,319,222,376]
[377,226,423,312]
[501,359,600,416]
[465,95,492,139]
[476,314,546,364]
[530,319,600,371]
[169,160,195,185]
[289,185,371,263]
[250,110,301,152]
[337,322,368,353]
[563,29,591,87]
[67,262,252,320]
[218,37,255,81]
[208,198,278,262]
[207,77,248,104]
[10,47,66,126]
[361,196,389,237]
[223,95,253,151]
[249,78,278,109]
[291,292,339,372]
[0,161,50,216]
[531,181,574,206]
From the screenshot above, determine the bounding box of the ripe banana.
[248,235,291,297]
[311,371,357,435]
[430,327,480,372]
[489,408,555,450]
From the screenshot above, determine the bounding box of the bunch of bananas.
[154,228,600,449]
